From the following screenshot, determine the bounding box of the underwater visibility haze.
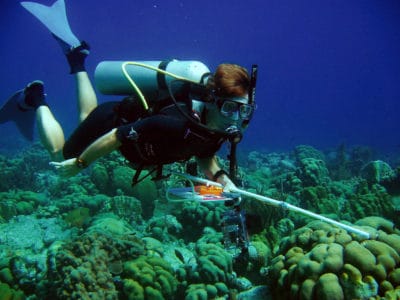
[0,0,399,299]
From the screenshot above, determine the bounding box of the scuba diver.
[9,43,254,191]
[0,0,257,193]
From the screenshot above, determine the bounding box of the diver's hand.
[215,173,237,192]
[222,177,238,193]
[49,158,82,178]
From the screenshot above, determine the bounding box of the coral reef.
[49,230,145,299]
[268,217,400,299]
[0,142,399,299]
[0,143,49,192]
[361,160,396,184]
[0,216,74,298]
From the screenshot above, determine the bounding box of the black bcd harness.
[127,61,258,187]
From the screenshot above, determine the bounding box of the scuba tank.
[94,60,210,104]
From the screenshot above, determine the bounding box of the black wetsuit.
[62,98,226,167]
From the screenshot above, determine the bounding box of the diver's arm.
[77,128,121,166]
[196,155,220,179]
[196,155,236,191]
[50,129,121,177]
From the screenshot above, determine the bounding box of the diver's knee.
[79,112,89,123]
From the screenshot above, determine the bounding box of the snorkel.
[227,64,258,184]
[244,64,258,127]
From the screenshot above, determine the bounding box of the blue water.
[1,2,400,298]
[1,0,400,154]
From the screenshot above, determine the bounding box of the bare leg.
[19,81,64,161]
[36,106,65,161]
[75,71,97,122]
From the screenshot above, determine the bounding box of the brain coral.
[268,217,400,299]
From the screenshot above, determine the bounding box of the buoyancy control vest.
[94,59,258,186]
[94,59,217,185]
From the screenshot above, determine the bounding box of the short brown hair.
[208,64,250,97]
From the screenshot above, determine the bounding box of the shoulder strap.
[157,60,172,90]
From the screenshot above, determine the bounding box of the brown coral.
[269,217,400,299]
[48,231,145,299]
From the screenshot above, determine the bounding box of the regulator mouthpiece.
[225,125,242,143]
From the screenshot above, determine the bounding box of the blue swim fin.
[21,0,80,52]
[0,91,35,141]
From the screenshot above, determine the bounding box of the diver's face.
[206,95,253,132]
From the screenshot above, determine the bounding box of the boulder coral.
[0,190,46,221]
[269,217,400,299]
[176,241,236,299]
[177,202,227,241]
[109,166,158,219]
[122,256,178,299]
[90,164,111,195]
[0,282,25,300]
[48,231,145,299]
[184,283,229,300]
[111,166,136,196]
[145,214,183,242]
[293,145,326,162]
[297,158,330,187]
[189,242,234,284]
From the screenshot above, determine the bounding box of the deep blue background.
[1,0,399,155]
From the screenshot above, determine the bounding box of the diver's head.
[204,64,254,134]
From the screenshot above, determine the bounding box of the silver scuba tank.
[94,60,210,103]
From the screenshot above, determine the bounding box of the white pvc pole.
[231,187,370,239]
[173,172,370,239]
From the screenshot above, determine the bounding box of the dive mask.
[217,97,254,121]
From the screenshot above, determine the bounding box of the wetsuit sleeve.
[195,145,221,159]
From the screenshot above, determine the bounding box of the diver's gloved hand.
[214,172,237,193]
[49,158,82,177]
[66,41,90,74]
[222,177,238,193]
